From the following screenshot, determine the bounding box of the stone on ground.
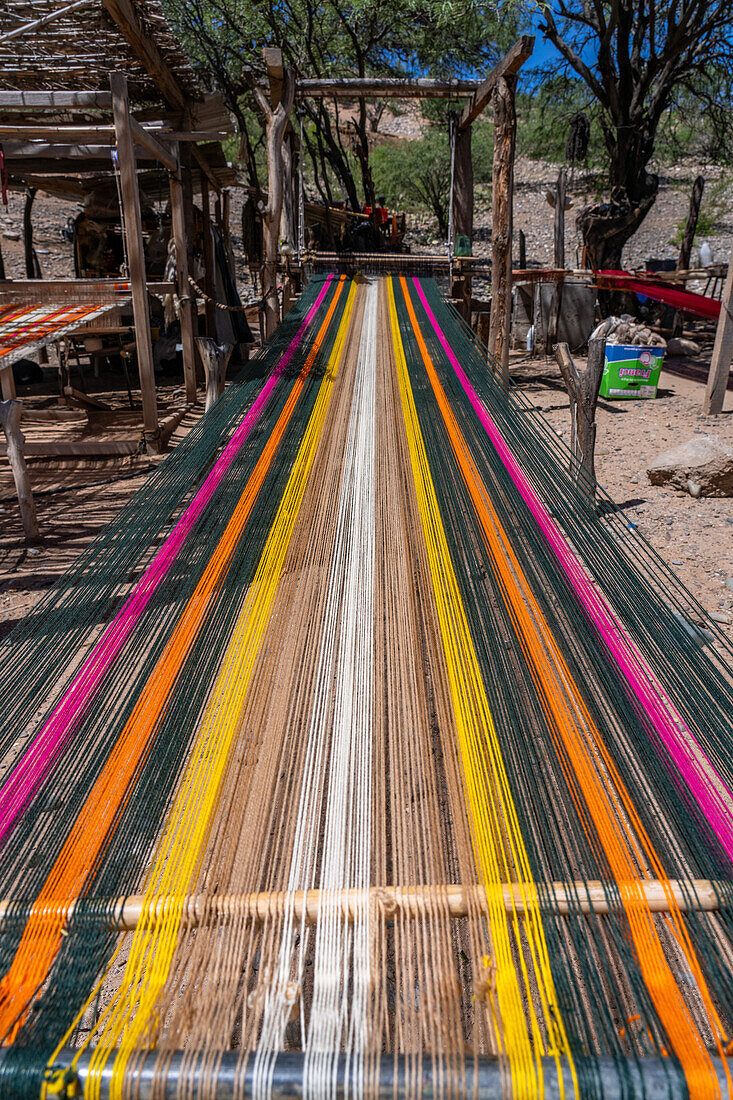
[647,435,733,497]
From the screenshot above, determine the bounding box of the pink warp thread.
[0,275,335,847]
[411,275,733,859]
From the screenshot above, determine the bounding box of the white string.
[253,279,377,1100]
[304,278,376,1099]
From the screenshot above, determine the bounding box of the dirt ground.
[514,353,733,636]
[2,349,731,645]
[0,370,201,640]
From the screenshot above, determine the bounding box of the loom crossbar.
[0,880,722,930]
[7,1050,729,1099]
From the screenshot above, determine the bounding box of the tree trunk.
[577,185,658,271]
[354,96,375,210]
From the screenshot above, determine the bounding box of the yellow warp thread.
[387,277,575,1100]
[61,279,359,1100]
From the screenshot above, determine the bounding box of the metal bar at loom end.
[2,1051,728,1099]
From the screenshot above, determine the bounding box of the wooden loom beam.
[295,77,479,99]
[0,126,227,143]
[0,91,113,109]
[110,72,161,453]
[1,880,722,931]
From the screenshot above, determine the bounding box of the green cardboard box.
[599,343,665,399]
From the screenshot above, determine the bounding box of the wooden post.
[487,75,517,381]
[518,228,526,270]
[704,242,733,415]
[673,175,705,337]
[196,337,233,412]
[110,72,160,453]
[281,125,297,250]
[280,127,299,317]
[200,178,217,338]
[554,168,567,269]
[169,142,198,404]
[453,125,474,242]
[254,49,296,338]
[0,399,40,544]
[451,125,473,320]
[221,189,231,255]
[23,187,38,278]
[555,339,605,491]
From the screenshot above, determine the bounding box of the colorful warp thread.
[0,276,731,1100]
[0,302,113,363]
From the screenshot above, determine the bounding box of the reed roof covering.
[0,0,200,107]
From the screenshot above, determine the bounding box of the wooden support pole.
[0,879,722,932]
[0,400,40,544]
[23,186,37,278]
[451,126,473,321]
[555,339,605,491]
[459,36,534,131]
[673,175,705,338]
[110,72,160,453]
[453,125,474,243]
[197,337,233,411]
[554,167,567,270]
[221,189,231,254]
[169,142,198,404]
[129,116,177,173]
[704,241,733,415]
[254,52,296,338]
[200,179,217,338]
[487,75,517,381]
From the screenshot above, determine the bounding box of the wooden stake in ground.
[196,337,233,412]
[703,240,733,415]
[673,175,704,338]
[487,74,517,381]
[555,339,605,490]
[0,400,40,544]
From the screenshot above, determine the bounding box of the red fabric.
[595,270,722,319]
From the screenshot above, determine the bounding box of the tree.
[164,0,523,209]
[373,128,452,234]
[539,0,733,268]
